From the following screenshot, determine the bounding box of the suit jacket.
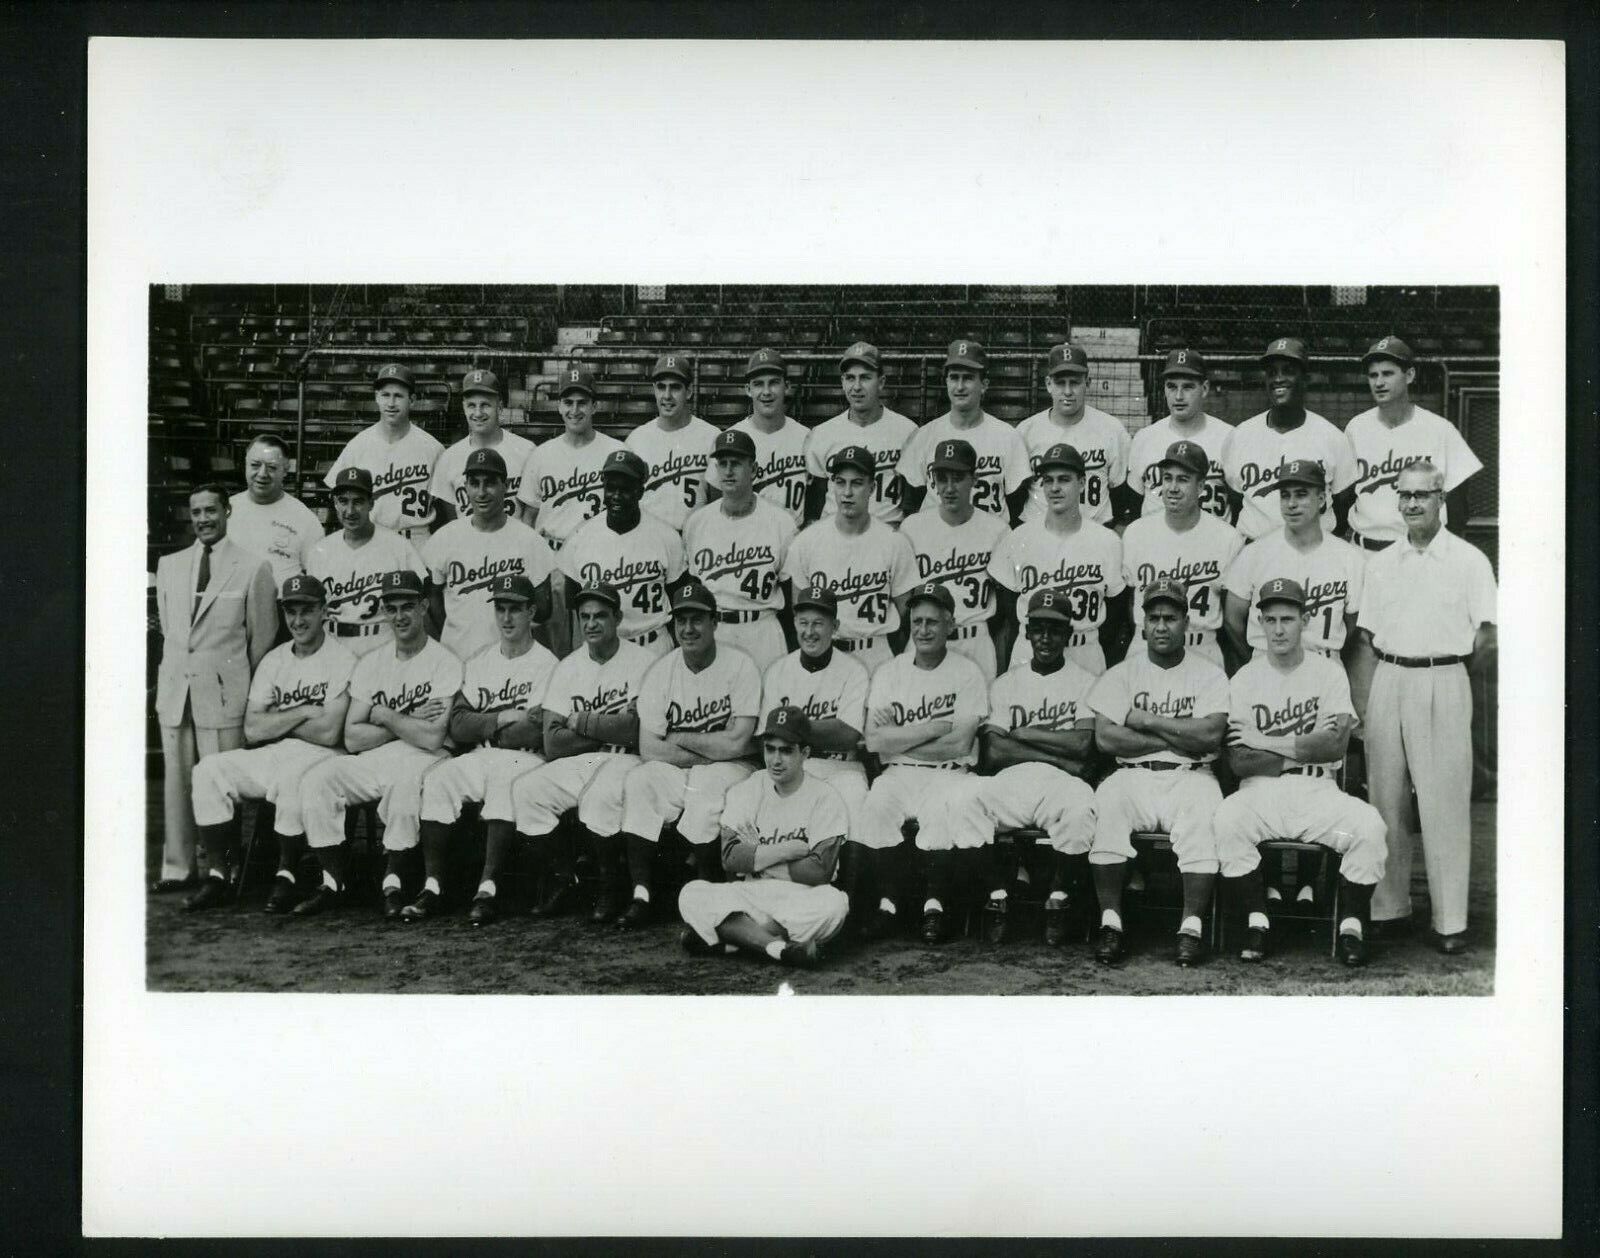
[154,536,278,729]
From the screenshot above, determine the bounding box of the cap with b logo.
[374,362,415,391]
[1157,440,1210,478]
[380,569,427,601]
[1257,577,1308,609]
[1035,442,1086,476]
[279,574,327,605]
[651,352,693,383]
[1141,577,1189,611]
[572,579,622,611]
[793,581,838,617]
[332,466,374,497]
[601,449,649,483]
[1360,335,1414,368]
[461,367,500,397]
[490,573,537,603]
[711,428,757,461]
[464,447,508,479]
[1160,347,1209,379]
[944,339,987,371]
[1045,342,1090,376]
[667,576,717,614]
[558,364,596,397]
[907,581,956,614]
[744,348,788,379]
[761,704,812,747]
[929,439,978,474]
[828,445,876,478]
[1025,587,1074,625]
[840,341,881,372]
[1260,336,1308,365]
[1275,458,1327,489]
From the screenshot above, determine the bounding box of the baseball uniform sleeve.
[1318,658,1357,724]
[1441,421,1485,489]
[1343,545,1366,616]
[515,449,543,508]
[401,538,428,578]
[427,457,454,512]
[899,426,928,490]
[349,653,381,707]
[1001,427,1031,493]
[864,659,894,723]
[837,661,869,733]
[888,531,919,597]
[808,781,849,846]
[1326,428,1359,494]
[1222,522,1245,569]
[246,650,281,708]
[558,530,583,583]
[986,530,1018,592]
[325,441,354,488]
[955,659,988,724]
[526,530,557,586]
[1197,662,1231,717]
[327,646,357,698]
[803,427,829,480]
[779,529,810,588]
[663,528,687,584]
[422,532,448,584]
[1224,540,1257,600]
[719,772,759,834]
[730,653,763,719]
[1220,427,1243,494]
[635,655,671,737]
[1226,668,1254,728]
[432,646,465,699]
[984,675,1009,732]
[774,508,799,556]
[1086,664,1130,724]
[1109,418,1131,486]
[1103,530,1127,597]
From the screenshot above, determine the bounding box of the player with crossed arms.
[733,348,811,526]
[325,362,448,541]
[1126,348,1232,521]
[1018,342,1136,529]
[802,341,916,526]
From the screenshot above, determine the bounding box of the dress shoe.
[1434,931,1469,956]
[920,908,946,945]
[1337,931,1368,968]
[149,876,199,895]
[860,908,900,942]
[780,940,822,968]
[291,885,342,917]
[981,900,1008,945]
[1239,926,1271,963]
[184,877,232,912]
[590,884,620,925]
[467,894,498,927]
[263,876,299,916]
[616,898,651,930]
[1370,916,1414,942]
[382,888,406,921]
[1042,900,1070,947]
[1094,924,1126,965]
[400,889,441,922]
[1174,931,1206,967]
[679,926,716,957]
[532,875,578,918]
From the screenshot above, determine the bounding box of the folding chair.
[1126,830,1220,945]
[1225,840,1342,958]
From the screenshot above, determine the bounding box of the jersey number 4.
[631,583,664,614]
[738,569,778,602]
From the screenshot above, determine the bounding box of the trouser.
[159,718,245,881]
[860,765,990,851]
[1366,661,1474,934]
[716,614,788,675]
[510,750,641,837]
[622,625,675,660]
[421,746,545,824]
[801,758,869,844]
[620,760,755,846]
[1211,775,1387,883]
[1346,633,1377,725]
[835,636,895,675]
[1089,766,1226,873]
[953,761,1096,854]
[678,879,850,948]
[190,738,338,836]
[300,740,448,852]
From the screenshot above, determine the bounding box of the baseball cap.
[279,574,327,605]
[1025,587,1073,624]
[1160,347,1208,380]
[828,445,876,478]
[374,362,415,391]
[840,341,882,372]
[1256,577,1307,610]
[1045,342,1090,376]
[760,705,812,747]
[1275,458,1326,489]
[490,573,537,603]
[1157,440,1210,478]
[651,352,693,383]
[944,339,987,372]
[929,439,978,473]
[1260,336,1308,365]
[379,569,426,601]
[600,449,649,484]
[1035,442,1087,476]
[667,576,717,615]
[463,447,508,479]
[1141,577,1188,611]
[572,580,622,611]
[1361,335,1415,368]
[331,467,374,497]
[461,367,500,397]
[557,364,596,397]
[711,428,757,461]
[906,581,956,614]
[744,348,787,379]
[793,581,838,617]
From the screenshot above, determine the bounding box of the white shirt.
[1229,651,1355,777]
[901,412,1032,518]
[1224,529,1366,654]
[228,491,324,586]
[1087,651,1230,767]
[899,509,1010,629]
[516,430,624,547]
[1120,511,1243,637]
[429,429,538,520]
[325,422,445,534]
[542,640,656,754]
[1358,527,1497,657]
[1343,406,1483,543]
[732,416,812,525]
[637,646,763,737]
[804,408,919,526]
[986,657,1098,734]
[558,513,686,641]
[683,497,798,615]
[987,516,1126,634]
[1220,410,1357,540]
[866,650,988,769]
[423,516,557,662]
[304,526,428,634]
[247,635,358,742]
[719,772,849,876]
[1126,413,1233,519]
[626,415,719,532]
[781,518,919,642]
[1017,405,1131,525]
[761,649,871,755]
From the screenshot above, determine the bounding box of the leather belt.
[626,626,665,646]
[718,609,767,624]
[1183,631,1214,645]
[397,525,430,541]
[1374,649,1469,668]
[1354,533,1395,552]
[333,621,385,637]
[1281,764,1333,778]
[835,636,881,652]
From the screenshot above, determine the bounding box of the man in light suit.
[152,483,278,890]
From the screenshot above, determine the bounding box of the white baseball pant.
[621,759,755,846]
[421,746,545,825]
[624,626,675,660]
[190,739,339,835]
[838,637,895,675]
[1011,633,1105,676]
[679,878,850,948]
[510,750,641,837]
[160,720,244,881]
[1089,766,1226,873]
[331,624,394,659]
[1211,775,1388,883]
[954,762,1096,854]
[300,740,447,852]
[803,757,869,844]
[717,615,787,675]
[861,765,990,852]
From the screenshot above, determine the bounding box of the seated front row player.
[677,706,852,967]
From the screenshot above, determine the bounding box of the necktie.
[193,544,212,622]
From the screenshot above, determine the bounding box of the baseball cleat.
[860,908,900,942]
[291,885,342,917]
[263,876,299,916]
[532,876,579,918]
[920,908,946,945]
[183,878,231,912]
[616,898,651,930]
[589,885,620,925]
[1174,931,1206,967]
[1434,931,1469,956]
[981,900,1008,945]
[679,926,717,957]
[779,940,822,968]
[400,889,441,922]
[382,889,406,921]
[1042,900,1070,947]
[1239,927,1271,963]
[1337,931,1367,968]
[467,894,498,927]
[1093,924,1126,965]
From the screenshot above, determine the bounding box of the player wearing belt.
[1121,440,1243,670]
[506,581,653,927]
[430,367,536,524]
[952,587,1098,946]
[1086,579,1235,967]
[732,348,811,525]
[1213,578,1388,967]
[899,340,1032,521]
[304,467,428,659]
[781,445,918,676]
[324,362,448,541]
[1220,337,1357,541]
[1126,349,1232,520]
[860,582,990,945]
[802,341,917,526]
[613,577,762,928]
[898,438,1009,683]
[683,428,798,674]
[422,447,556,662]
[626,352,717,532]
[294,570,464,919]
[677,707,852,968]
[404,574,559,922]
[1358,462,1496,954]
[183,575,356,913]
[516,364,623,550]
[228,434,322,587]
[987,442,1129,674]
[559,449,686,659]
[1018,342,1135,528]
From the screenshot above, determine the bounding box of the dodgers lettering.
[890,693,957,724]
[666,694,733,733]
[270,679,330,711]
[1131,690,1196,718]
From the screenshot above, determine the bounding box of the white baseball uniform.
[304,527,428,658]
[683,496,798,674]
[761,647,871,839]
[900,412,1031,519]
[1017,405,1131,526]
[899,508,1010,682]
[1343,406,1483,545]
[190,634,357,836]
[1121,512,1244,666]
[987,517,1125,671]
[325,422,445,538]
[429,429,537,520]
[626,414,719,533]
[558,513,686,655]
[1221,410,1357,541]
[781,518,918,674]
[300,638,464,852]
[423,516,557,662]
[1224,530,1366,656]
[805,409,918,526]
[515,430,624,550]
[732,415,812,525]
[227,491,323,586]
[1127,414,1233,519]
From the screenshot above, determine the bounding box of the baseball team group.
[151,330,1496,973]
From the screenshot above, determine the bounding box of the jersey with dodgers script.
[987,517,1126,635]
[558,512,686,641]
[227,491,323,586]
[1017,405,1131,526]
[761,649,870,742]
[986,656,1098,735]
[1221,410,1356,541]
[805,409,918,526]
[719,771,849,872]
[1228,650,1355,777]
[423,516,557,662]
[541,640,655,754]
[683,496,798,615]
[325,422,445,534]
[1086,650,1230,767]
[899,508,1010,630]
[900,412,1031,519]
[515,429,624,547]
[732,416,811,525]
[781,517,919,642]
[637,645,763,740]
[246,635,358,738]
[350,635,464,720]
[1121,512,1243,638]
[304,526,428,633]
[626,415,719,533]
[1342,406,1483,544]
[1224,529,1366,654]
[866,650,987,769]
[1127,414,1232,520]
[458,639,560,727]
[429,429,537,521]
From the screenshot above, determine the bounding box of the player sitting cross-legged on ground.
[405,574,559,922]
[677,706,852,968]
[1214,578,1388,968]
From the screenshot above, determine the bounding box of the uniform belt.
[543,535,565,554]
[1183,631,1214,645]
[397,525,430,541]
[1374,649,1469,668]
[1354,533,1395,552]
[626,626,665,646]
[1064,631,1090,647]
[333,621,385,637]
[835,635,881,652]
[1120,759,1201,772]
[950,622,984,640]
[718,609,768,624]
[1281,764,1333,778]
[817,751,858,762]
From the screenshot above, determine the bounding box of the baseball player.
[1120,440,1243,670]
[324,362,448,541]
[987,442,1129,674]
[293,570,463,919]
[682,428,798,674]
[1126,348,1232,520]
[802,341,917,526]
[430,367,536,523]
[611,577,762,928]
[1213,578,1388,967]
[898,438,1010,683]
[1018,342,1135,528]
[733,348,811,525]
[899,340,1032,521]
[626,352,717,532]
[950,587,1099,945]
[516,364,623,550]
[677,706,852,967]
[303,467,428,659]
[781,445,918,676]
[1085,578,1234,967]
[507,580,654,927]
[558,449,686,659]
[1221,337,1357,541]
[859,582,990,945]
[227,433,323,587]
[404,573,559,922]
[422,447,556,662]
[182,574,356,913]
[1358,461,1496,955]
